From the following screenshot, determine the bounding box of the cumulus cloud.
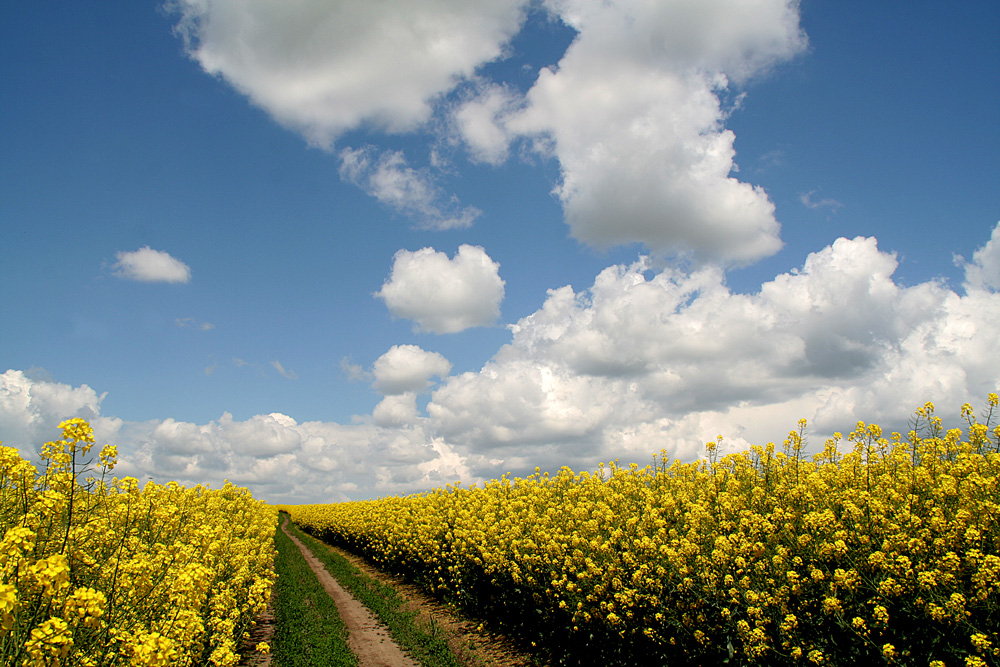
[0,369,469,502]
[499,0,805,263]
[339,146,480,230]
[0,370,120,458]
[376,245,505,333]
[111,247,191,283]
[169,0,528,147]
[452,82,521,165]
[372,345,452,395]
[8,226,1000,503]
[961,221,1000,292]
[424,228,1000,474]
[372,393,420,427]
[172,0,806,263]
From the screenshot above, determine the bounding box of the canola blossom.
[0,419,277,666]
[285,397,1000,666]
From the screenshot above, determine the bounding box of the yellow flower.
[0,584,17,632]
[24,617,74,666]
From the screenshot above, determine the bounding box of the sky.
[2,0,999,503]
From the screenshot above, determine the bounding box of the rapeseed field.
[1,419,276,666]
[286,397,1000,666]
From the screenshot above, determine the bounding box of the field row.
[285,398,1000,666]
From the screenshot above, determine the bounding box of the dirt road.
[281,517,420,667]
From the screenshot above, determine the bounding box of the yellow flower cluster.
[1,419,277,666]
[283,396,1000,666]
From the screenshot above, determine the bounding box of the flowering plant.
[285,396,1000,666]
[1,420,276,666]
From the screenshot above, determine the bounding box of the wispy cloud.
[232,358,266,377]
[800,190,844,212]
[175,317,215,331]
[756,148,786,171]
[340,357,372,383]
[339,146,480,230]
[271,361,299,380]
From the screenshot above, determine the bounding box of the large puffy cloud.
[376,245,505,333]
[6,226,999,502]
[172,1,805,260]
[0,369,470,502]
[372,345,452,395]
[500,0,806,263]
[111,247,191,283]
[426,227,1000,473]
[0,370,113,456]
[170,0,528,147]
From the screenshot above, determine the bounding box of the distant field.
[284,397,1000,667]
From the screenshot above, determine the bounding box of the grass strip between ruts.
[283,515,466,667]
[272,519,359,667]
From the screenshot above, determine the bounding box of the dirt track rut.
[280,518,420,667]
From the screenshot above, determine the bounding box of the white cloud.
[0,369,471,502]
[376,245,505,333]
[7,226,1000,503]
[169,0,528,147]
[962,220,1000,292]
[339,146,480,230]
[452,82,520,165]
[220,412,302,457]
[172,0,807,263]
[111,246,191,283]
[0,370,110,457]
[176,317,215,330]
[372,345,452,395]
[271,361,299,380]
[372,393,420,427]
[800,190,844,212]
[424,231,1000,474]
[501,0,806,263]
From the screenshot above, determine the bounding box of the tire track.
[280,516,420,667]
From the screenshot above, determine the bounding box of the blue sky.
[2,0,999,503]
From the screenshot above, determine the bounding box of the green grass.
[284,517,466,667]
[271,519,358,667]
